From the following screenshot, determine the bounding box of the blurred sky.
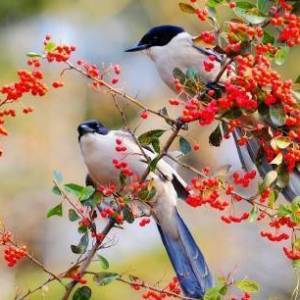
[0,1,299,299]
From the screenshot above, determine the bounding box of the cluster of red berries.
[237,136,248,146]
[259,188,271,203]
[284,149,300,172]
[77,60,100,79]
[22,107,34,114]
[69,272,87,284]
[112,159,134,177]
[241,292,252,300]
[195,8,208,21]
[260,231,289,242]
[27,58,41,68]
[115,138,127,152]
[198,31,215,44]
[228,22,263,42]
[179,98,218,125]
[0,109,16,137]
[221,212,249,224]
[283,246,300,260]
[141,277,181,299]
[203,55,216,72]
[98,183,116,196]
[0,231,12,245]
[219,83,258,111]
[79,217,91,228]
[4,245,27,267]
[271,12,300,46]
[44,35,76,63]
[186,177,229,210]
[111,65,121,85]
[269,216,296,229]
[100,207,123,224]
[255,43,277,56]
[0,69,47,101]
[91,231,105,243]
[231,292,252,300]
[232,170,256,188]
[139,218,151,227]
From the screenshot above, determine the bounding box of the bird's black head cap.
[78,120,109,139]
[125,25,185,52]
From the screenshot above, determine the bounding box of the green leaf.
[274,46,290,66]
[269,104,286,127]
[93,272,120,286]
[277,165,290,188]
[80,186,95,201]
[248,205,259,222]
[179,3,196,14]
[204,281,228,300]
[179,137,192,155]
[44,41,56,52]
[53,170,63,183]
[138,186,156,201]
[292,259,300,269]
[207,0,225,8]
[151,138,160,153]
[209,125,222,147]
[295,75,300,84]
[52,186,62,196]
[173,68,186,83]
[26,52,42,58]
[119,172,127,186]
[68,209,80,222]
[123,205,135,223]
[262,170,278,189]
[64,183,84,198]
[72,286,91,300]
[270,153,283,165]
[277,204,292,217]
[47,203,63,218]
[262,31,275,44]
[71,233,89,254]
[98,255,110,270]
[236,1,255,9]
[138,130,165,145]
[268,190,278,208]
[235,279,260,293]
[257,0,269,13]
[233,2,266,24]
[64,184,95,201]
[149,156,160,172]
[274,136,291,149]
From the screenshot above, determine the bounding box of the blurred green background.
[0,0,299,299]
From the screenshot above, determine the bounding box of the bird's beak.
[125,44,150,52]
[78,124,95,136]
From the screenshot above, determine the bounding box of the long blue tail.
[156,209,213,298]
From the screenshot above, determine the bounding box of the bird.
[78,119,213,298]
[125,25,300,202]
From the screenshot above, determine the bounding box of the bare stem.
[61,219,115,300]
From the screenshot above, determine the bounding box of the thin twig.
[16,277,56,300]
[61,219,115,300]
[117,277,197,300]
[65,61,176,125]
